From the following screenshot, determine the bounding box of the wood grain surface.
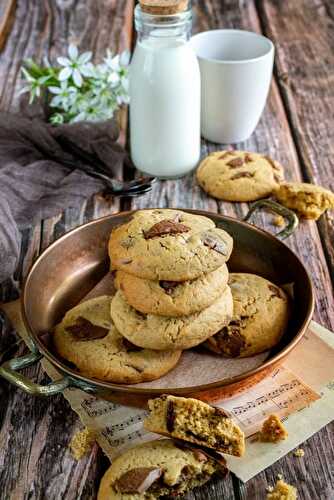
[0,0,333,499]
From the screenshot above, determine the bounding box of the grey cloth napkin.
[0,113,130,284]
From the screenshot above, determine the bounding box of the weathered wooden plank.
[256,0,334,283]
[0,1,134,499]
[1,1,333,500]
[0,0,16,52]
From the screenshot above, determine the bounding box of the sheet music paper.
[40,320,334,482]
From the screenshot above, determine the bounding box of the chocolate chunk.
[212,406,229,418]
[185,429,207,441]
[159,280,179,295]
[166,399,175,432]
[227,157,244,168]
[202,232,228,256]
[244,153,253,163]
[114,467,163,494]
[136,310,147,319]
[268,284,283,299]
[219,151,234,160]
[230,171,254,180]
[215,327,246,357]
[143,219,190,239]
[66,317,109,341]
[122,338,143,352]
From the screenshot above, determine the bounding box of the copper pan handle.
[0,350,97,397]
[243,200,299,240]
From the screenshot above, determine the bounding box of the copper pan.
[0,202,314,407]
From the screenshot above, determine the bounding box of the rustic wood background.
[0,0,333,499]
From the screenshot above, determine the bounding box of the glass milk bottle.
[130,3,201,178]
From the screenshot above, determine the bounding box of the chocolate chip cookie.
[115,264,229,317]
[205,273,290,357]
[144,395,245,457]
[97,438,227,499]
[274,181,334,220]
[110,287,233,351]
[108,209,233,281]
[53,296,181,383]
[197,150,284,201]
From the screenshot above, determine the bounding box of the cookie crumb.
[70,427,97,460]
[266,478,297,499]
[293,448,305,458]
[259,415,288,443]
[272,215,285,227]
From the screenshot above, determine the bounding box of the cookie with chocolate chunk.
[110,287,233,351]
[196,150,284,201]
[144,395,245,457]
[115,264,229,317]
[53,296,181,383]
[205,273,290,357]
[97,438,227,500]
[108,209,233,281]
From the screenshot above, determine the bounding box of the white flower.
[57,44,93,87]
[48,81,78,111]
[21,45,130,124]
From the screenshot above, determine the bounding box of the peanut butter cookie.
[197,150,284,201]
[97,438,227,499]
[144,395,245,456]
[108,209,233,281]
[115,264,229,317]
[205,273,290,357]
[274,181,334,219]
[53,296,181,383]
[110,287,233,351]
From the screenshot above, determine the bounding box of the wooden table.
[0,1,333,498]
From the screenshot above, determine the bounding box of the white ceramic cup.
[190,30,274,143]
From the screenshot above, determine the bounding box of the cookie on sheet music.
[53,296,181,384]
[196,150,284,202]
[205,273,290,357]
[97,438,228,500]
[144,394,245,456]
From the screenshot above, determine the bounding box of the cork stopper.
[139,0,189,15]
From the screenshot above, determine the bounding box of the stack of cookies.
[54,208,290,385]
[109,208,234,353]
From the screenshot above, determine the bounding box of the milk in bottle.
[130,3,201,178]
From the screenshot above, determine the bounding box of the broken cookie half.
[97,438,227,499]
[144,394,245,457]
